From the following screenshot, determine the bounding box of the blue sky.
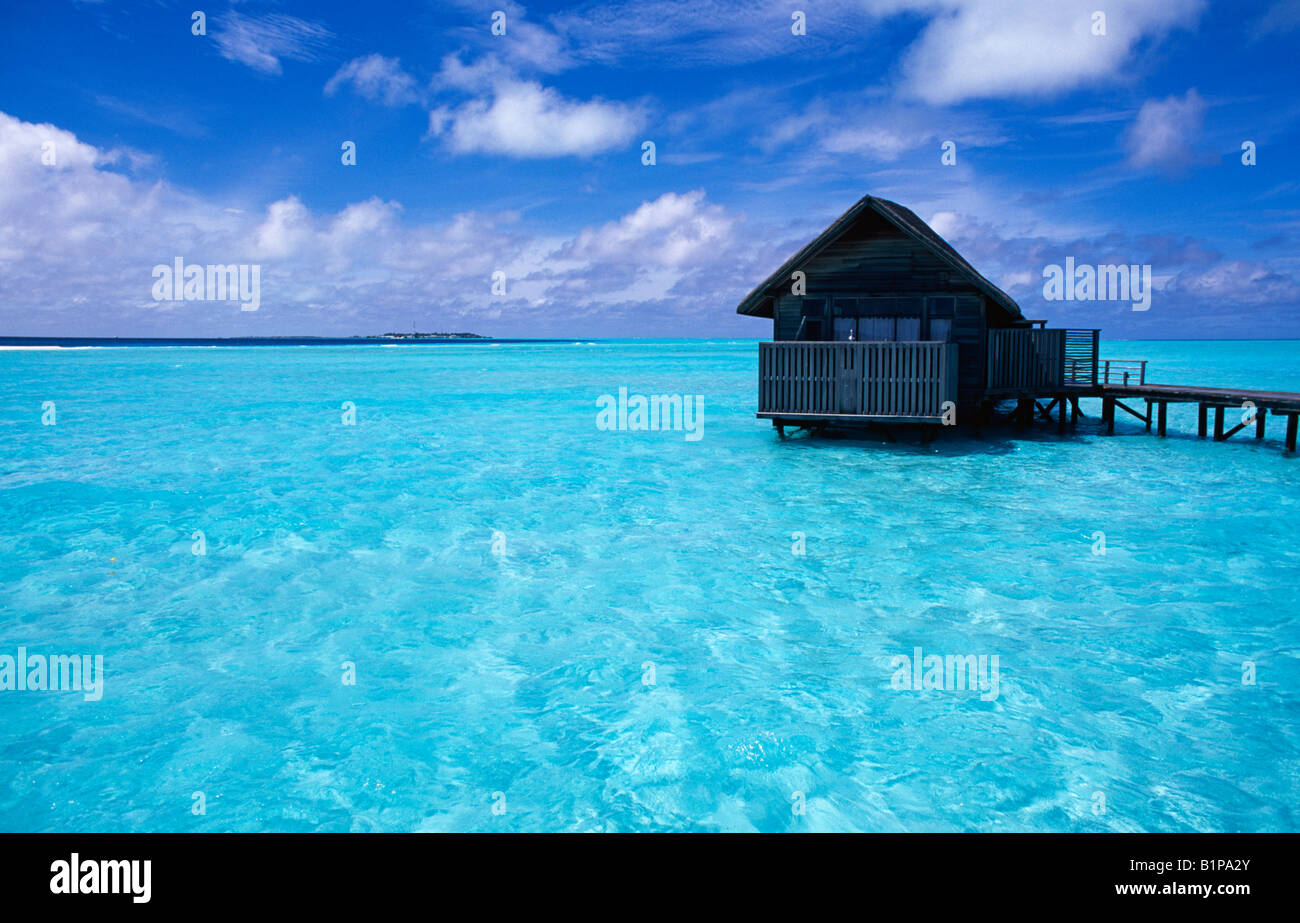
[0,0,1297,337]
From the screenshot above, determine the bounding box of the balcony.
[986,328,1100,393]
[758,341,959,423]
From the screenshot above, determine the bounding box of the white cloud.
[1125,89,1206,171]
[324,55,421,106]
[213,12,332,75]
[427,79,643,158]
[0,111,755,335]
[252,196,313,259]
[7,110,1287,339]
[761,100,1005,166]
[877,0,1205,105]
[560,190,734,268]
[1167,260,1292,303]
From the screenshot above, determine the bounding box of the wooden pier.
[1098,382,1300,452]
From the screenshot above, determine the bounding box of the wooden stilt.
[1015,398,1031,430]
[1198,403,1207,438]
[1144,399,1152,431]
[1070,396,1080,423]
[1157,401,1167,437]
[1103,397,1114,434]
[1287,413,1298,453]
[1058,393,1066,434]
[1255,408,1267,439]
[1214,406,1225,441]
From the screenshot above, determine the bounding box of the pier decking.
[1098,382,1300,451]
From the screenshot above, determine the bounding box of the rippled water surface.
[1,339,1297,831]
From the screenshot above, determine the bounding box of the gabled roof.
[735,195,1024,321]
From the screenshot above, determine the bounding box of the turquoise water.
[1,339,1297,832]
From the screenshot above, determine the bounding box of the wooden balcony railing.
[1099,359,1147,386]
[987,328,1100,392]
[758,341,958,421]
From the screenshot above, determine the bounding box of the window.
[847,316,923,341]
[928,317,952,341]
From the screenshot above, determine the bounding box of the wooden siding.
[759,341,958,420]
[952,295,985,406]
[774,295,801,340]
[986,328,1065,392]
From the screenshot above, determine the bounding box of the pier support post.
[1103,397,1114,434]
[1144,399,1152,431]
[1287,413,1298,453]
[1214,406,1225,441]
[1157,401,1167,437]
[1015,398,1032,430]
[1256,408,1267,439]
[1198,403,1208,438]
[1070,396,1080,423]
[1058,394,1067,434]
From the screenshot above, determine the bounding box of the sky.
[0,0,1297,338]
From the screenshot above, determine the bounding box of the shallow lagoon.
[0,339,1297,831]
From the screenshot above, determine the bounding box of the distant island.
[369,331,486,339]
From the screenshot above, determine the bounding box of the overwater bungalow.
[737,194,1300,452]
[736,194,1102,434]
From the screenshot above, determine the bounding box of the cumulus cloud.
[213,12,332,75]
[1125,89,1206,172]
[1166,259,1294,304]
[880,0,1205,105]
[5,110,1293,339]
[324,55,421,107]
[0,111,753,336]
[427,79,643,157]
[559,190,734,267]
